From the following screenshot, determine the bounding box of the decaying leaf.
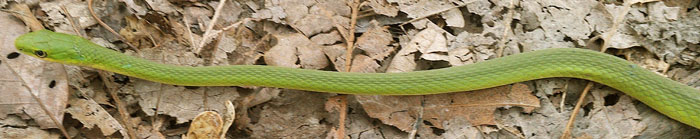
[136,79,240,124]
[184,111,223,139]
[65,97,127,136]
[3,0,699,138]
[248,90,332,138]
[0,12,69,129]
[368,0,399,17]
[357,83,539,131]
[0,126,60,138]
[265,33,329,69]
[355,20,394,60]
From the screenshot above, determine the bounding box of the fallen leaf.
[355,20,394,60]
[136,80,240,124]
[0,126,60,138]
[356,83,539,131]
[265,33,328,69]
[310,30,342,45]
[248,90,332,138]
[322,44,348,71]
[409,24,449,61]
[349,55,380,73]
[368,0,399,17]
[0,12,69,129]
[65,97,127,136]
[441,8,465,28]
[184,111,223,139]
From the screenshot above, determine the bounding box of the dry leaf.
[184,111,223,139]
[322,44,349,71]
[65,98,127,136]
[39,0,96,32]
[136,80,240,123]
[248,91,331,138]
[441,8,465,28]
[310,30,342,45]
[357,83,539,131]
[387,35,418,73]
[355,20,394,60]
[586,88,645,138]
[393,0,457,19]
[0,12,69,129]
[266,33,328,69]
[119,0,147,15]
[226,28,265,65]
[0,126,60,138]
[349,55,381,73]
[368,0,399,17]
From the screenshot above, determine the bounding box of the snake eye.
[34,50,47,58]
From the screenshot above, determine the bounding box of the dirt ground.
[0,0,699,138]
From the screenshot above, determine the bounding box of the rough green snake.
[14,30,700,129]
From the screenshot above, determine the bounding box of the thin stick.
[343,0,363,72]
[336,96,348,139]
[2,59,70,138]
[98,71,137,139]
[496,0,515,57]
[196,0,227,53]
[87,0,139,53]
[183,16,196,47]
[559,83,568,113]
[61,6,83,37]
[561,82,594,139]
[407,97,424,139]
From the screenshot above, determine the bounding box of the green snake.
[14,30,700,129]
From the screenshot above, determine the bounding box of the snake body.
[14,30,700,129]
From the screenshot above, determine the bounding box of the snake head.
[15,30,88,66]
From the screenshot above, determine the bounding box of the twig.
[496,0,515,57]
[343,0,364,72]
[2,59,70,138]
[561,82,594,139]
[61,5,83,37]
[183,16,196,47]
[407,97,424,139]
[335,96,348,139]
[98,71,137,139]
[88,0,139,53]
[196,0,227,53]
[559,83,568,113]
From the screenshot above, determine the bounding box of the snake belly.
[14,30,700,129]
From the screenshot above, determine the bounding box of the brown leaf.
[248,91,331,138]
[356,83,539,131]
[184,111,223,139]
[0,12,69,129]
[368,0,399,17]
[265,33,328,69]
[355,20,394,60]
[322,44,348,71]
[136,80,240,124]
[65,97,127,136]
[349,55,380,73]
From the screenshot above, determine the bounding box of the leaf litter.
[0,0,698,138]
